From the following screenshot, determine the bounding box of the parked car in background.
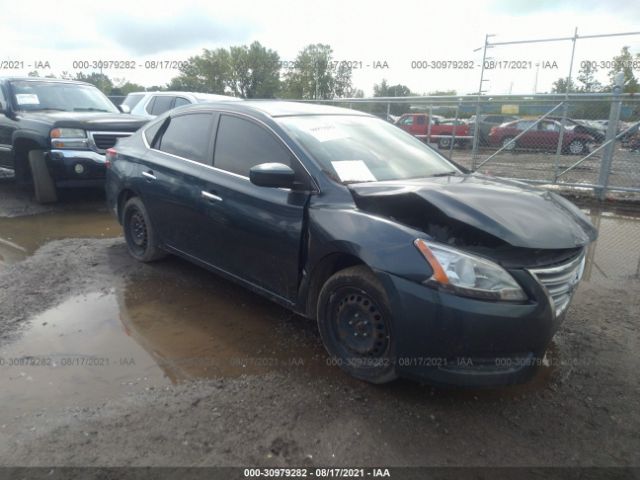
[548,117,606,143]
[395,113,444,137]
[488,119,595,154]
[106,100,596,387]
[468,114,519,145]
[0,77,148,203]
[428,119,471,148]
[122,91,241,118]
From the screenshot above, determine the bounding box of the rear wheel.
[28,150,57,204]
[501,136,516,151]
[122,197,166,262]
[317,266,398,384]
[568,139,586,155]
[438,137,452,149]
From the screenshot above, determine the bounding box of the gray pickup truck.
[0,77,148,202]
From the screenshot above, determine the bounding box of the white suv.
[121,91,241,118]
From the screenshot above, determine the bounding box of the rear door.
[138,111,217,252]
[198,113,312,301]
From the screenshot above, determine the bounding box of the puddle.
[0,292,167,415]
[0,264,331,417]
[0,210,119,268]
[1,205,639,416]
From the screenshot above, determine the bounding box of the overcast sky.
[1,0,639,96]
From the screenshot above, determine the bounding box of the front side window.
[279,115,458,184]
[516,121,536,130]
[9,81,118,113]
[214,115,291,177]
[399,116,414,126]
[157,113,213,164]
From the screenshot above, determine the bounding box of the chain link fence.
[303,93,640,198]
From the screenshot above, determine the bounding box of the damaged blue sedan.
[106,101,597,387]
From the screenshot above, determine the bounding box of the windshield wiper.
[429,171,457,177]
[73,107,109,112]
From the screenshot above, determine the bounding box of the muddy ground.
[0,177,639,474]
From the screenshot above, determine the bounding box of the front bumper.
[378,268,567,388]
[45,149,107,188]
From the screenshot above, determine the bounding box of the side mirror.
[249,163,295,188]
[118,104,131,114]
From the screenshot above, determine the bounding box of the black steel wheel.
[122,197,166,262]
[317,266,398,384]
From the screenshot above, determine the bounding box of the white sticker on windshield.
[15,94,40,105]
[331,160,377,182]
[306,123,348,142]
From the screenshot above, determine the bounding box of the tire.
[568,139,586,155]
[501,136,516,151]
[122,197,167,262]
[317,265,398,384]
[438,137,452,149]
[28,150,57,203]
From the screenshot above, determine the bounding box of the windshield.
[278,115,458,183]
[10,81,119,113]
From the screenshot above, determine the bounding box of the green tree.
[371,79,414,115]
[111,78,146,96]
[74,72,114,94]
[607,46,639,93]
[168,48,231,94]
[551,77,576,94]
[228,41,281,98]
[281,44,354,99]
[576,62,602,93]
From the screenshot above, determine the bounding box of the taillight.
[105,148,117,168]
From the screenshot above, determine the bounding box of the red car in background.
[395,113,443,136]
[396,114,470,148]
[488,119,595,155]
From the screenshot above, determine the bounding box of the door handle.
[142,171,156,181]
[201,191,223,202]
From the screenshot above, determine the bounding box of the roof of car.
[181,100,371,118]
[0,76,92,86]
[127,91,240,102]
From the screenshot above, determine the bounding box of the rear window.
[148,96,174,116]
[157,113,213,164]
[122,93,144,110]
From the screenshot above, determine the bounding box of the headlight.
[50,128,88,150]
[414,239,526,301]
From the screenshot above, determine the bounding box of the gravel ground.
[0,184,639,474]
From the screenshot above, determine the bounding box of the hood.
[349,174,597,249]
[19,111,149,132]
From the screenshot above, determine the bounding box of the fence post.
[427,105,433,144]
[448,101,460,160]
[596,73,624,199]
[553,27,578,181]
[386,102,391,121]
[471,34,491,169]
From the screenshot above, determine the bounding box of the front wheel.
[317,266,398,384]
[122,197,167,262]
[28,150,57,203]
